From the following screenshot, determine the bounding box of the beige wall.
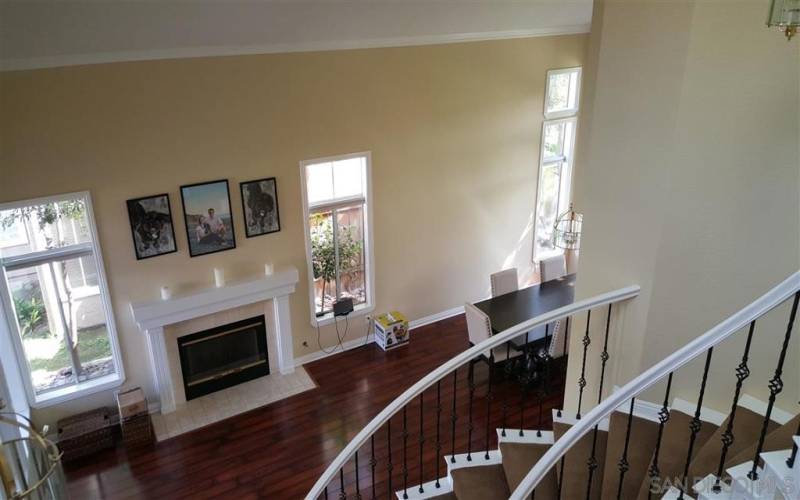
[0,35,587,424]
[567,0,800,415]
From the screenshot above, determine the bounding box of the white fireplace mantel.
[129,267,299,414]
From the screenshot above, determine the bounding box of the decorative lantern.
[767,0,800,40]
[553,204,583,250]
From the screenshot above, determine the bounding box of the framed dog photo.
[126,194,178,260]
[240,177,281,238]
[180,179,237,257]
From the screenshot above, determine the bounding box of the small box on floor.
[374,311,409,351]
[116,387,147,419]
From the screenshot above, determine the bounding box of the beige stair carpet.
[726,412,799,470]
[636,409,718,499]
[450,463,510,500]
[499,442,558,497]
[686,406,778,484]
[600,412,659,500]
[554,421,608,500]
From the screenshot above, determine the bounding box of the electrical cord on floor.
[363,316,374,346]
[315,313,351,355]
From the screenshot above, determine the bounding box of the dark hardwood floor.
[65,315,566,499]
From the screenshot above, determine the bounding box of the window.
[300,153,374,324]
[0,192,124,407]
[533,67,581,260]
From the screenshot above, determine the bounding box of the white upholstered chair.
[539,254,567,283]
[490,268,518,297]
[464,303,522,363]
[539,254,568,358]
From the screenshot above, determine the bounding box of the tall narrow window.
[300,153,374,323]
[0,192,124,407]
[533,67,581,260]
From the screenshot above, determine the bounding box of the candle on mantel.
[264,263,274,276]
[214,268,225,288]
[160,286,171,301]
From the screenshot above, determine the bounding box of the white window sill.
[30,372,124,409]
[311,303,374,328]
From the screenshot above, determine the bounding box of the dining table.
[472,273,576,349]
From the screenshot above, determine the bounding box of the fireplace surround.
[130,267,299,414]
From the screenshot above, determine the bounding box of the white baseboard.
[408,306,465,329]
[672,397,727,426]
[738,394,795,425]
[294,305,467,368]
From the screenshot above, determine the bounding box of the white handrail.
[510,270,800,500]
[306,283,641,499]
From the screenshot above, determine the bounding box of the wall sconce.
[768,0,800,40]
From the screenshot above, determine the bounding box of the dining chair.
[490,268,518,297]
[538,254,568,358]
[464,303,522,364]
[539,254,567,283]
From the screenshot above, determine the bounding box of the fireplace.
[177,315,269,401]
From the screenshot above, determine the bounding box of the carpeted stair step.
[497,429,558,497]
[553,411,609,500]
[450,463,510,500]
[686,404,778,485]
[636,406,719,499]
[600,408,660,499]
[725,411,799,470]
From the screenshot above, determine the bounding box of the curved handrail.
[510,270,800,500]
[306,283,641,499]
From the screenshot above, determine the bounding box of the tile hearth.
[150,367,316,441]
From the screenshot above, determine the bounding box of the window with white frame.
[0,192,123,406]
[533,67,581,260]
[300,153,373,323]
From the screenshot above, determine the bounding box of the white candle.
[264,263,274,276]
[160,286,171,301]
[214,268,225,288]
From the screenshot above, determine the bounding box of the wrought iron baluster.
[339,468,346,500]
[354,451,361,500]
[576,310,592,419]
[557,316,570,419]
[678,347,714,500]
[557,456,566,499]
[616,397,636,500]
[502,342,511,437]
[713,321,756,492]
[370,436,376,500]
[749,291,800,481]
[647,373,673,500]
[435,381,442,488]
[537,324,550,438]
[325,485,329,500]
[450,369,458,463]
[585,305,612,499]
[467,361,476,461]
[484,357,494,460]
[418,393,425,494]
[402,407,409,499]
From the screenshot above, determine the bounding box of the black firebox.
[178,315,269,401]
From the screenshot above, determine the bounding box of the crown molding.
[0,24,591,72]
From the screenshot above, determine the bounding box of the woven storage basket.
[121,414,153,448]
[57,407,113,462]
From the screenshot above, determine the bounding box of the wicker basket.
[57,407,114,462]
[121,414,153,448]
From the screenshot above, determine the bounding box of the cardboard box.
[374,311,409,351]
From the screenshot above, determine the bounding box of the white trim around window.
[0,191,125,408]
[299,152,376,327]
[543,66,582,120]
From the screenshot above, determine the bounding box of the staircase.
[306,272,800,500]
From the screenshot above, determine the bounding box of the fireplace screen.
[178,315,269,400]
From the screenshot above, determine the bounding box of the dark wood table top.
[473,274,576,345]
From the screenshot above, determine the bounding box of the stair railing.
[305,284,640,500]
[510,270,800,500]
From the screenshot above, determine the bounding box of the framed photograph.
[180,179,237,257]
[126,194,178,260]
[240,177,281,238]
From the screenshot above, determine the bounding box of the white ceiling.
[0,1,592,71]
